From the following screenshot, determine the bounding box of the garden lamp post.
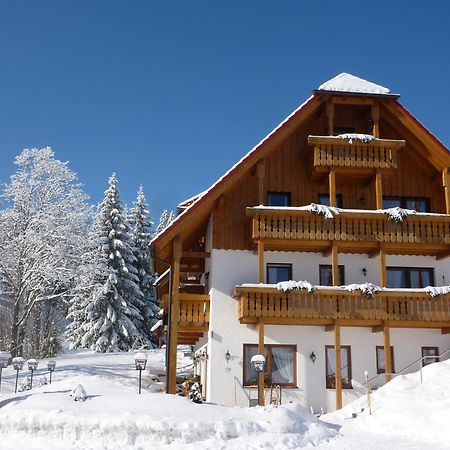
[12,357,25,393]
[27,359,38,389]
[135,353,148,394]
[0,353,10,392]
[251,354,265,406]
[47,360,56,384]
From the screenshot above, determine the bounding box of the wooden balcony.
[234,285,450,329]
[308,135,405,172]
[177,293,210,345]
[248,207,450,256]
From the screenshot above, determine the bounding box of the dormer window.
[267,192,291,207]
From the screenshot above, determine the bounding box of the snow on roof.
[153,268,170,286]
[317,73,395,96]
[177,190,207,208]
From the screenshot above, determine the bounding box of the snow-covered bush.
[18,376,32,392]
[276,280,314,293]
[70,384,87,402]
[189,381,203,404]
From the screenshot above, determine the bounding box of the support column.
[379,245,387,287]
[257,159,265,205]
[383,321,392,383]
[331,243,339,286]
[443,169,450,214]
[329,169,336,207]
[168,235,182,394]
[375,169,383,210]
[258,240,265,283]
[372,103,380,138]
[327,100,334,135]
[258,320,265,406]
[334,320,342,410]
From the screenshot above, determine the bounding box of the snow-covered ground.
[0,348,449,449]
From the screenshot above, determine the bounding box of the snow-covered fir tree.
[74,174,149,352]
[155,209,175,236]
[129,187,159,344]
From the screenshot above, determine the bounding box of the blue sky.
[1,1,449,221]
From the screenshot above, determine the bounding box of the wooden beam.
[325,324,335,332]
[331,96,374,106]
[383,321,393,383]
[257,159,265,205]
[375,169,383,210]
[329,169,336,207]
[379,245,387,287]
[258,320,265,406]
[168,235,182,394]
[327,100,334,135]
[443,169,450,214]
[372,325,383,333]
[258,240,265,283]
[372,103,380,138]
[331,243,339,286]
[334,320,342,410]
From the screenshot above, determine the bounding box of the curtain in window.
[326,348,349,384]
[387,269,406,288]
[271,347,294,384]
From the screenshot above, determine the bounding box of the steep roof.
[316,72,398,97]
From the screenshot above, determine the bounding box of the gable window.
[267,192,291,207]
[422,347,439,366]
[383,196,430,213]
[319,265,345,286]
[325,345,352,389]
[267,263,292,284]
[376,346,395,374]
[243,344,296,387]
[318,193,343,208]
[387,267,434,289]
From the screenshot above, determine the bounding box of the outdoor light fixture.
[47,360,56,384]
[362,268,367,277]
[251,354,266,406]
[310,351,316,364]
[12,356,25,393]
[27,359,39,389]
[134,352,148,394]
[0,352,10,392]
[225,350,231,363]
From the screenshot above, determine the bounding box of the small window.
[376,346,395,374]
[383,196,430,213]
[387,267,434,288]
[267,263,292,284]
[422,347,439,366]
[243,344,296,387]
[318,193,343,208]
[325,345,352,389]
[319,265,345,286]
[267,192,291,207]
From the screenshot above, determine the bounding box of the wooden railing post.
[329,169,336,207]
[258,320,265,406]
[332,243,339,286]
[168,235,182,394]
[258,240,265,283]
[334,320,342,410]
[375,169,383,210]
[443,169,450,214]
[383,321,392,382]
[372,103,380,138]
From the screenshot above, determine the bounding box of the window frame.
[267,191,291,207]
[319,264,345,286]
[318,193,343,208]
[421,346,439,366]
[382,196,430,213]
[376,346,395,374]
[243,344,297,388]
[266,263,293,284]
[325,345,352,389]
[386,267,435,288]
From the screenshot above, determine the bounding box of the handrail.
[368,348,450,384]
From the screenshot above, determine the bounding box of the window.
[325,345,352,389]
[267,192,291,207]
[376,346,395,374]
[383,197,430,213]
[422,347,439,366]
[267,263,292,284]
[387,267,434,288]
[243,344,296,387]
[318,193,343,208]
[319,265,345,286]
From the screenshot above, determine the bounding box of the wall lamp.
[225,350,231,363]
[362,268,367,277]
[309,351,316,364]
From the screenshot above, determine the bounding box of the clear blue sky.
[1,1,449,220]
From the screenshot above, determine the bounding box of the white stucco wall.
[205,249,450,412]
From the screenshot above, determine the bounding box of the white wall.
[205,249,450,412]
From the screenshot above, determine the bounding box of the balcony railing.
[235,285,450,325]
[308,136,405,170]
[178,293,210,325]
[248,207,450,250]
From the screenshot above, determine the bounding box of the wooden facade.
[152,76,450,403]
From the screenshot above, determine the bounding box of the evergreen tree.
[155,209,175,236]
[129,187,159,344]
[73,174,147,352]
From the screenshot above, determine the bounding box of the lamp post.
[251,354,265,406]
[27,359,38,389]
[135,353,148,394]
[12,357,25,393]
[47,360,56,384]
[0,355,10,392]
